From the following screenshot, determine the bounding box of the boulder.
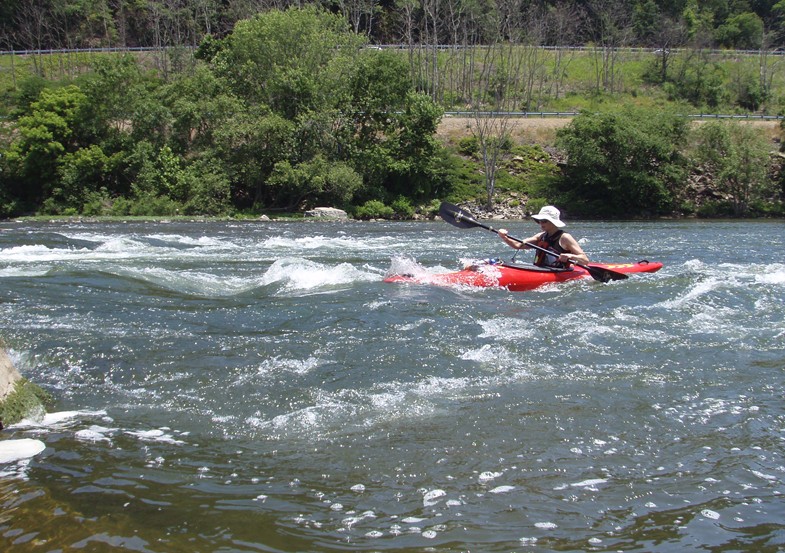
[304,207,349,220]
[0,348,22,403]
[1,346,50,428]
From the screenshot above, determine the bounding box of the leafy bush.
[354,200,394,219]
[696,200,735,218]
[390,196,415,219]
[458,136,480,157]
[555,107,689,217]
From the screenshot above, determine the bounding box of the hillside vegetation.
[1,5,784,219]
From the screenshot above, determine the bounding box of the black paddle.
[438,202,628,283]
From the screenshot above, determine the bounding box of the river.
[1,218,783,552]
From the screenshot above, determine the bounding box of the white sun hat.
[531,205,565,228]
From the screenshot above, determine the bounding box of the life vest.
[534,230,567,268]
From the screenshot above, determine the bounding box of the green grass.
[3,47,785,117]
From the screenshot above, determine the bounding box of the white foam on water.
[489,485,515,494]
[479,471,503,483]
[262,258,378,293]
[0,266,51,277]
[477,317,536,342]
[262,234,389,253]
[0,438,46,464]
[12,410,108,429]
[386,256,452,278]
[571,478,608,489]
[112,266,262,296]
[245,369,503,442]
[755,264,785,285]
[245,356,322,380]
[535,522,558,530]
[75,425,117,443]
[422,489,446,506]
[750,469,778,482]
[125,428,185,445]
[1,244,79,262]
[459,344,495,362]
[146,234,226,248]
[246,400,354,438]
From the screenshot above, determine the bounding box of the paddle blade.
[583,264,629,282]
[438,202,478,229]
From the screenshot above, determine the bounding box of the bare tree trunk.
[758,31,781,104]
[470,12,518,210]
[14,0,50,77]
[420,0,440,100]
[395,0,418,91]
[588,0,633,95]
[545,1,583,100]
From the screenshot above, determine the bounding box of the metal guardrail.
[1,111,780,122]
[0,47,171,55]
[445,111,784,120]
[1,45,784,56]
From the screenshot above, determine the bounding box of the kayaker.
[498,205,589,268]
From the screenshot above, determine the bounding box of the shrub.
[354,200,394,219]
[390,196,415,219]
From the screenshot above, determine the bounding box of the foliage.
[2,5,785,220]
[690,120,771,217]
[714,13,764,50]
[354,200,394,220]
[555,107,689,217]
[213,6,363,119]
[0,7,447,218]
[0,378,52,427]
[3,85,89,209]
[390,196,415,219]
[267,156,362,210]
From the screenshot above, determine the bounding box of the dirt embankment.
[437,116,569,146]
[437,116,782,147]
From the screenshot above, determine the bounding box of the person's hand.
[559,253,577,264]
[498,229,508,237]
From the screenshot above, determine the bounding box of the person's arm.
[557,233,589,265]
[498,229,537,250]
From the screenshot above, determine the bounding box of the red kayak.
[384,260,663,292]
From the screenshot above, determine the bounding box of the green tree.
[43,144,119,214]
[633,0,661,44]
[555,108,689,217]
[212,109,295,209]
[78,55,161,146]
[692,120,771,216]
[214,6,364,119]
[344,51,444,201]
[160,65,243,153]
[267,155,362,210]
[3,85,88,209]
[715,12,765,49]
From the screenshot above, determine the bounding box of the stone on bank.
[1,345,50,465]
[1,345,50,429]
[304,207,349,220]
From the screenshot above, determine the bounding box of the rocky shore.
[0,344,49,429]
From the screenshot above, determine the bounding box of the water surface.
[1,219,784,552]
